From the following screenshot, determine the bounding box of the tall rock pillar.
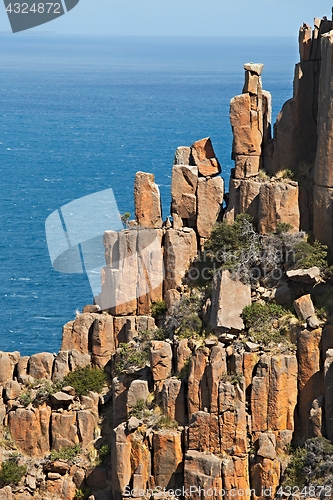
[313,30,333,257]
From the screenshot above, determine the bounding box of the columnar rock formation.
[225,63,301,234]
[5,10,333,500]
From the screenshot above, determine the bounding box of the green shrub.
[33,381,55,407]
[62,366,106,396]
[19,391,33,407]
[221,372,243,386]
[242,302,295,348]
[115,343,150,374]
[98,444,111,463]
[242,302,288,331]
[0,459,27,486]
[204,213,260,281]
[283,447,307,487]
[277,168,294,180]
[294,239,328,269]
[120,212,131,226]
[74,490,85,500]
[50,444,81,461]
[155,416,178,430]
[276,222,292,234]
[151,300,167,318]
[129,399,150,419]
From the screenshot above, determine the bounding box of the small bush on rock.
[242,302,287,330]
[155,415,178,430]
[150,300,167,318]
[115,343,150,374]
[283,437,333,488]
[50,444,81,461]
[0,459,27,486]
[294,239,329,269]
[63,366,106,396]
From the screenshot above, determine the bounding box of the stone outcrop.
[210,270,251,332]
[134,171,162,228]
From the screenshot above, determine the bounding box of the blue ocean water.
[0,34,298,355]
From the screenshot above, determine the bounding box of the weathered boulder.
[174,146,191,166]
[207,344,227,414]
[196,176,223,239]
[187,412,220,454]
[268,355,298,432]
[77,409,99,449]
[258,181,300,234]
[52,351,70,383]
[61,314,97,354]
[230,93,262,157]
[184,451,222,500]
[91,315,115,368]
[69,350,91,371]
[0,487,13,500]
[51,411,79,450]
[51,391,74,405]
[190,137,221,177]
[171,165,198,222]
[187,350,210,419]
[297,328,323,441]
[134,172,162,228]
[28,352,54,380]
[209,270,251,332]
[219,380,247,455]
[4,380,21,401]
[256,432,276,460]
[299,23,312,62]
[153,430,183,489]
[222,456,250,499]
[8,404,51,457]
[251,457,280,499]
[162,378,186,425]
[127,379,149,413]
[294,294,315,320]
[97,229,164,315]
[0,352,19,386]
[150,341,172,382]
[164,228,197,291]
[286,266,321,284]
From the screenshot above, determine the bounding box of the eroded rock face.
[297,328,323,441]
[258,181,300,234]
[134,172,162,228]
[209,270,251,332]
[190,137,221,177]
[153,430,183,489]
[196,177,224,239]
[150,341,172,382]
[171,165,198,223]
[8,405,51,457]
[164,228,197,292]
[184,451,222,500]
[96,228,164,315]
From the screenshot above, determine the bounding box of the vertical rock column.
[171,138,224,244]
[230,63,271,180]
[313,30,333,257]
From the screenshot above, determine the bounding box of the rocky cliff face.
[2,10,333,500]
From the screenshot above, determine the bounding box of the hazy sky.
[1,0,333,36]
